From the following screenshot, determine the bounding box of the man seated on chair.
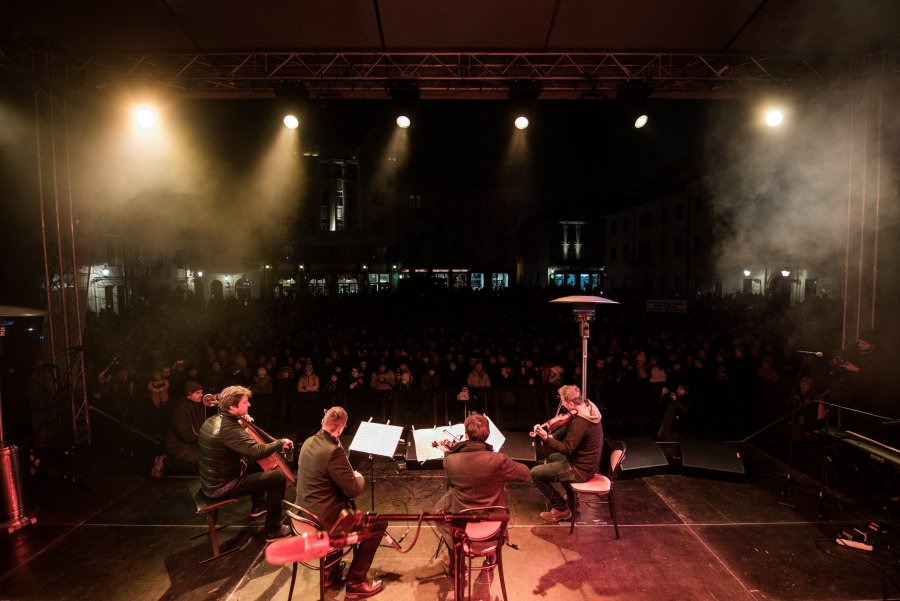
[530,384,603,523]
[154,380,207,477]
[432,412,531,573]
[198,385,294,542]
[295,406,387,599]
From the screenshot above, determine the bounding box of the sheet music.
[411,428,447,462]
[348,421,404,457]
[484,415,506,452]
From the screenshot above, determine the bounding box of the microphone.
[796,351,823,357]
[266,530,363,564]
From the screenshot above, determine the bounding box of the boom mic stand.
[266,509,509,601]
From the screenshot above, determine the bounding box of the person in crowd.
[346,366,366,392]
[432,412,530,574]
[198,385,294,542]
[530,384,603,523]
[466,359,492,388]
[154,380,207,477]
[395,364,415,389]
[296,406,386,599]
[418,363,442,390]
[657,383,695,441]
[788,375,818,440]
[147,369,170,409]
[297,361,321,393]
[252,367,273,394]
[369,362,395,390]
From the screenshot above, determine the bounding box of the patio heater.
[550,295,619,399]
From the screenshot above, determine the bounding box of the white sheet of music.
[348,421,404,458]
[411,428,447,462]
[485,415,506,452]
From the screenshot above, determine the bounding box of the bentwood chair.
[567,440,626,536]
[449,505,511,601]
[281,500,352,601]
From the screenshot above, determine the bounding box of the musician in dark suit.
[295,406,386,599]
[198,385,294,541]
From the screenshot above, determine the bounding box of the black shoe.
[323,560,346,588]
[345,579,384,599]
[482,554,497,568]
[265,524,291,542]
[249,505,267,518]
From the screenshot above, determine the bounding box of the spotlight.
[388,79,420,129]
[765,109,784,127]
[743,269,752,277]
[134,106,157,130]
[634,114,649,129]
[283,114,299,129]
[508,80,541,129]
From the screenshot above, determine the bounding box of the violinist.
[530,384,603,523]
[198,385,294,542]
[432,413,530,577]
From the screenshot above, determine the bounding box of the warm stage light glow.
[134,106,157,130]
[396,115,411,129]
[514,116,529,130]
[283,114,299,129]
[634,114,649,128]
[743,269,751,277]
[764,109,784,127]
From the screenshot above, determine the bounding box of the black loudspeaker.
[619,436,669,473]
[680,439,745,475]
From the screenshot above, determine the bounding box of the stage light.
[781,269,791,277]
[765,109,784,127]
[634,114,649,128]
[283,114,299,129]
[134,106,157,130]
[743,269,752,277]
[396,115,411,129]
[389,79,419,129]
[514,116,529,130]
[509,80,541,131]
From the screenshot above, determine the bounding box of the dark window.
[609,220,617,234]
[623,217,630,233]
[639,212,651,228]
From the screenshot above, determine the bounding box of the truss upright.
[33,51,90,446]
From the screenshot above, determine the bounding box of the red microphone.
[266,531,362,565]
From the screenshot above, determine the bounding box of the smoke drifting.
[70,99,303,268]
[705,93,854,281]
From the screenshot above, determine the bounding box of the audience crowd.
[85,286,846,445]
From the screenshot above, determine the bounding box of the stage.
[0,440,896,601]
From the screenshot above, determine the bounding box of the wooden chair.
[567,441,626,536]
[281,500,353,601]
[186,480,239,564]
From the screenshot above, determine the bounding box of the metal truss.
[4,48,854,99]
[33,56,91,445]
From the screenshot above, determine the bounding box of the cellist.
[198,385,294,542]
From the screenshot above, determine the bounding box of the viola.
[530,409,577,439]
[238,414,297,486]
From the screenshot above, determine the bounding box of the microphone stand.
[268,509,507,601]
[781,355,814,498]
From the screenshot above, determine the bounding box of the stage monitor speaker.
[619,436,669,472]
[680,439,745,475]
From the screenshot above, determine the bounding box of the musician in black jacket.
[198,385,294,541]
[295,406,386,599]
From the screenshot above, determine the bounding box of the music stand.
[348,420,407,547]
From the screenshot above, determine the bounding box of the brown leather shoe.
[345,579,384,599]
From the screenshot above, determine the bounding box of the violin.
[238,414,297,486]
[431,438,461,453]
[530,409,577,439]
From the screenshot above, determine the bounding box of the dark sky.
[0,94,740,307]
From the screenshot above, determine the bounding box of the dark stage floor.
[1,436,898,601]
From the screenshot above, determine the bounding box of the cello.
[237,414,297,486]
